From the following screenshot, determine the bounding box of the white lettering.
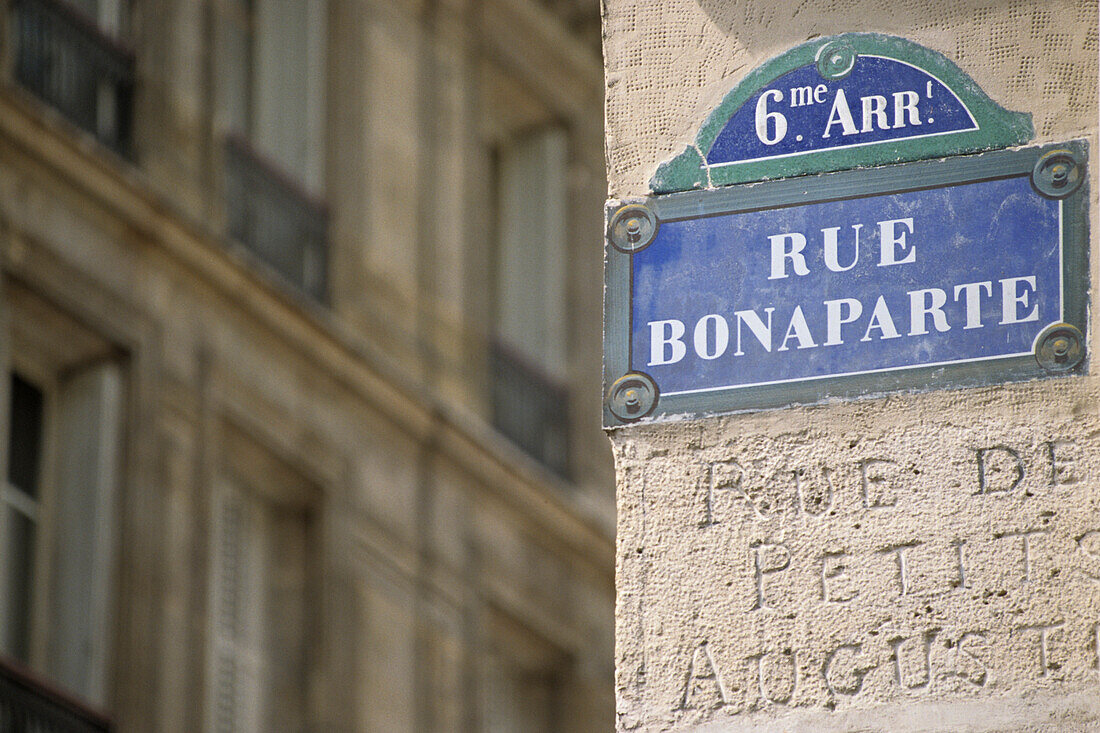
[790,86,815,107]
[878,218,916,266]
[860,94,889,132]
[824,298,864,346]
[735,308,775,355]
[892,91,921,128]
[755,89,787,145]
[953,281,993,329]
[861,296,901,341]
[1000,276,1039,324]
[778,306,818,351]
[823,224,862,272]
[693,314,730,360]
[909,288,951,335]
[813,84,828,104]
[768,233,810,279]
[649,319,687,366]
[822,89,858,138]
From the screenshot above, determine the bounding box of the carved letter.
[795,466,834,516]
[951,539,970,589]
[701,460,751,526]
[976,446,1025,494]
[824,644,870,696]
[749,650,798,704]
[995,528,1049,582]
[890,631,937,691]
[751,542,791,611]
[1016,622,1065,678]
[953,632,989,687]
[859,458,898,508]
[1076,530,1100,581]
[821,552,858,603]
[680,642,730,710]
[879,542,921,596]
[1044,440,1078,486]
[1094,623,1099,677]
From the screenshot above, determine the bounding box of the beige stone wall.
[604,1,1100,731]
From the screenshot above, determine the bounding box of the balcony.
[224,136,329,302]
[489,340,571,479]
[11,0,135,156]
[0,658,111,732]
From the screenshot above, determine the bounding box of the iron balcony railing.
[11,0,135,156]
[489,341,571,479]
[0,658,112,733]
[224,136,329,302]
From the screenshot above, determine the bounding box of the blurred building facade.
[0,0,613,730]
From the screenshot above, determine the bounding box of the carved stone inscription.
[617,430,1100,725]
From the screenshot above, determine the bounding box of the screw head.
[1032,149,1085,199]
[1050,163,1069,186]
[606,372,659,422]
[608,204,658,253]
[1035,322,1085,373]
[816,40,856,80]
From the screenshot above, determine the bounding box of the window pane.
[63,0,98,20]
[48,363,123,705]
[491,129,572,476]
[253,0,326,190]
[217,3,253,135]
[209,480,308,732]
[8,373,44,498]
[495,128,568,377]
[1,507,36,663]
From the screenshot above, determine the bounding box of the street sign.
[651,33,1033,193]
[604,142,1089,425]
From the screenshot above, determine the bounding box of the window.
[207,474,310,732]
[0,363,123,705]
[11,0,135,154]
[480,612,565,733]
[482,655,559,733]
[216,0,329,301]
[490,127,571,477]
[217,0,325,191]
[0,282,123,717]
[1,374,44,665]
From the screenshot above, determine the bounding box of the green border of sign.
[650,33,1034,194]
[606,141,1090,427]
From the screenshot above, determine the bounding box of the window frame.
[2,361,62,671]
[0,279,124,708]
[204,422,318,733]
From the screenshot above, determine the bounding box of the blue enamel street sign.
[603,142,1090,426]
[651,33,1033,193]
[707,53,979,167]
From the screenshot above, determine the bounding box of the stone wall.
[604,2,1100,730]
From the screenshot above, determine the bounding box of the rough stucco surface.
[603,0,1098,198]
[604,1,1100,731]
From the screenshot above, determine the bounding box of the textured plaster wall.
[604,1,1100,730]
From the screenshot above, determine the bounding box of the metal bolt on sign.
[608,204,658,253]
[815,39,856,80]
[1032,148,1085,198]
[606,372,658,422]
[1035,322,1085,372]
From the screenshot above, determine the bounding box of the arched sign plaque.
[650,33,1033,193]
